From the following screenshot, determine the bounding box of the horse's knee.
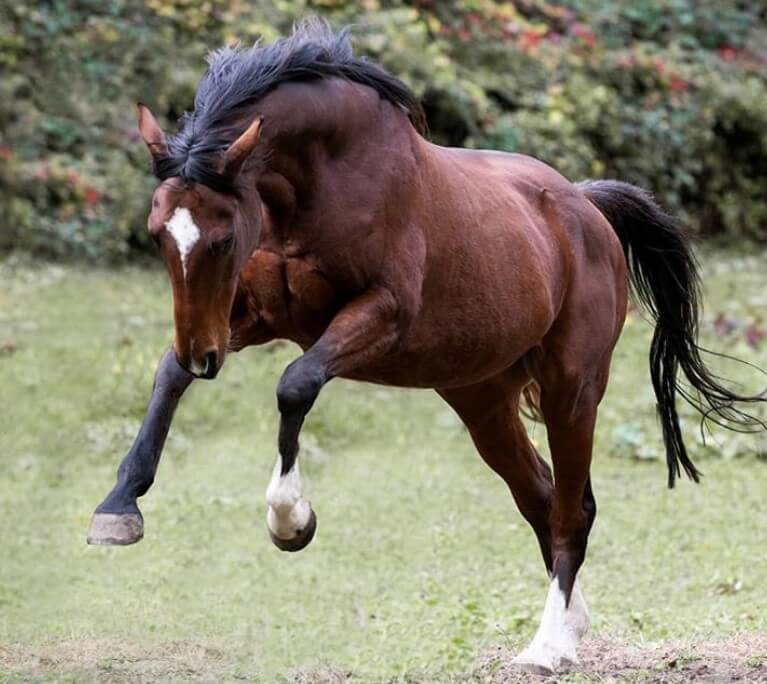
[276,356,327,415]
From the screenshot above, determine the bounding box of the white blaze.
[165,207,200,279]
[512,578,590,673]
[265,457,312,540]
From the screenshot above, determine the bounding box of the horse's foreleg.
[266,287,399,551]
[87,349,194,545]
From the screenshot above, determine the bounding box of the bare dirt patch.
[0,639,238,682]
[1,635,766,682]
[476,634,767,683]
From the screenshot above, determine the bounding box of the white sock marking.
[265,457,311,540]
[513,578,590,673]
[165,207,200,279]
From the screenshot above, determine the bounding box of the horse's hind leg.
[438,366,555,572]
[510,379,602,672]
[510,342,616,672]
[440,367,594,672]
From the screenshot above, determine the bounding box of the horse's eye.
[210,235,234,255]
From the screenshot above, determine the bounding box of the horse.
[87,19,766,673]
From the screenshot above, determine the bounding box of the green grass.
[1,252,766,682]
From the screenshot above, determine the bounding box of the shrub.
[1,0,765,259]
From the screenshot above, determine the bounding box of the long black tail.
[578,179,766,487]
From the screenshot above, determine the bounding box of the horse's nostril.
[202,350,219,379]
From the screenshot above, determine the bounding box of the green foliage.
[1,0,766,258]
[562,0,756,49]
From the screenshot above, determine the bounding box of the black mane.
[152,18,426,194]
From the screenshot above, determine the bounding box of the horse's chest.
[239,249,338,345]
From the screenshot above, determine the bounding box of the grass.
[0,251,766,682]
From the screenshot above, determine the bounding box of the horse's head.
[138,105,263,379]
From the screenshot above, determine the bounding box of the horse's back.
[431,144,626,307]
[433,146,616,240]
[360,143,626,388]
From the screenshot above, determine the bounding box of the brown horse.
[87,20,765,672]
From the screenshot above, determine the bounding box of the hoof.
[87,512,144,546]
[268,508,317,552]
[512,661,554,676]
[511,651,556,675]
[511,648,576,675]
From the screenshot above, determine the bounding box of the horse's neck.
[253,79,418,221]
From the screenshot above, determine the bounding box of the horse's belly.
[344,284,555,389]
[342,344,531,388]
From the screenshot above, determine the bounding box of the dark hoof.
[268,508,317,552]
[87,512,144,546]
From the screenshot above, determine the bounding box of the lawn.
[0,251,766,682]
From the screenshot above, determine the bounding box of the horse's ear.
[137,103,168,159]
[222,116,263,178]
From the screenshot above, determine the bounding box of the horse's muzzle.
[183,348,221,379]
[200,350,219,379]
